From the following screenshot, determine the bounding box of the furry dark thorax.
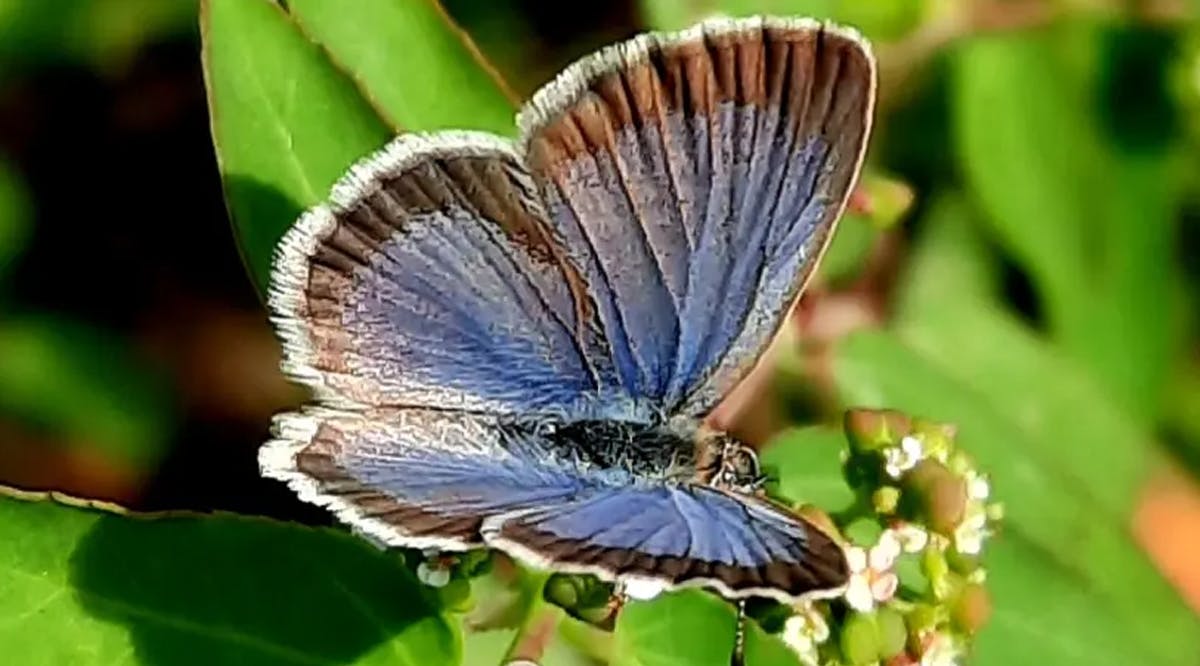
[507,418,763,491]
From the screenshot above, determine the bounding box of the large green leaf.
[201,0,393,292]
[892,186,1160,516]
[0,495,458,665]
[284,0,516,135]
[833,331,1200,664]
[893,191,999,320]
[612,590,737,666]
[973,537,1145,666]
[953,24,1183,420]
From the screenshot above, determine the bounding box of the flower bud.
[873,486,901,515]
[543,573,580,610]
[845,409,912,452]
[952,583,992,634]
[946,546,981,575]
[416,560,452,588]
[840,612,881,665]
[858,173,916,229]
[921,547,951,600]
[877,607,908,659]
[904,460,966,534]
[437,577,473,612]
[905,603,938,635]
[910,419,954,461]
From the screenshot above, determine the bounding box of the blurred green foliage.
[0,0,1197,665]
[0,1,190,490]
[0,315,173,468]
[0,0,195,73]
[0,159,28,279]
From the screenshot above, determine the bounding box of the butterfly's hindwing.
[483,483,849,602]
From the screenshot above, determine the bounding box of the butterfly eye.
[730,448,760,480]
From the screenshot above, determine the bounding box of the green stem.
[500,573,561,665]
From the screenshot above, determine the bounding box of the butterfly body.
[524,417,702,482]
[262,15,876,603]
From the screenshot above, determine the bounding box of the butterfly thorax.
[526,419,763,491]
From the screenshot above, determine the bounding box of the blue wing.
[519,17,875,416]
[261,408,847,600]
[483,483,848,602]
[261,408,630,551]
[268,132,639,419]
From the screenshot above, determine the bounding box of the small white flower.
[920,632,962,666]
[781,602,830,665]
[416,560,451,587]
[890,521,930,553]
[965,469,991,501]
[621,578,667,601]
[884,435,924,478]
[953,504,990,555]
[843,531,901,611]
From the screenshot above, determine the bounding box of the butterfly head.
[695,432,768,495]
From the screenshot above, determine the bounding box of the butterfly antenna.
[732,600,747,666]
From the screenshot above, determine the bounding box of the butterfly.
[260,15,876,604]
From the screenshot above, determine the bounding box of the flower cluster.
[780,409,1002,666]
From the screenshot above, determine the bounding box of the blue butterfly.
[261,15,876,604]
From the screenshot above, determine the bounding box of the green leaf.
[893,190,999,320]
[815,213,875,286]
[613,589,812,666]
[201,0,393,292]
[613,590,736,666]
[833,330,1200,664]
[0,314,173,469]
[952,24,1183,420]
[760,426,855,512]
[975,537,1146,666]
[741,620,800,666]
[284,0,516,136]
[0,495,458,665]
[898,304,1157,514]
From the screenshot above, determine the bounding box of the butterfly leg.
[611,580,631,614]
